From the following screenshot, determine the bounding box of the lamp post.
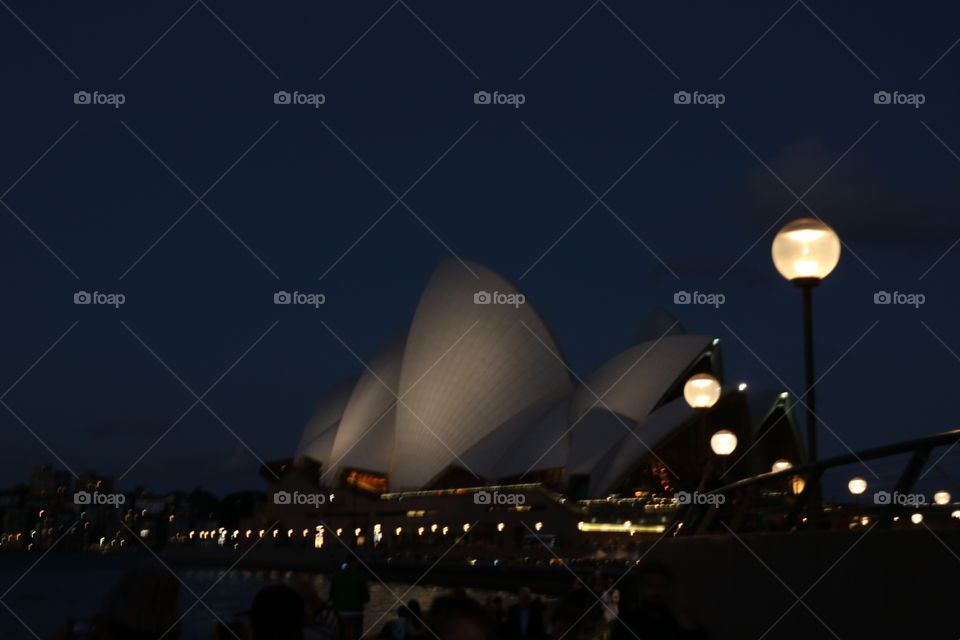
[684,374,721,492]
[771,218,841,462]
[684,373,721,462]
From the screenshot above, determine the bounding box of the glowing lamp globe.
[910,512,923,524]
[684,374,722,409]
[952,510,960,520]
[771,459,792,473]
[934,491,951,505]
[710,430,738,456]
[848,477,867,495]
[771,218,841,282]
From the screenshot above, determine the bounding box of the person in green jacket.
[329,559,370,640]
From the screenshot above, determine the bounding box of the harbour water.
[0,553,509,640]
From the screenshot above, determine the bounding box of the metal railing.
[677,428,960,535]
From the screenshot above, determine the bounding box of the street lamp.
[772,217,841,462]
[684,374,721,409]
[771,459,792,473]
[710,430,737,456]
[848,477,867,495]
[934,491,951,505]
[684,373,722,465]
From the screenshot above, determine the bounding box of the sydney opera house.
[266,258,804,528]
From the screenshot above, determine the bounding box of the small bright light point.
[848,477,867,495]
[738,382,747,391]
[684,374,722,409]
[951,510,960,520]
[934,491,951,505]
[771,459,792,473]
[534,522,543,531]
[497,522,505,532]
[771,217,841,281]
[710,430,737,455]
[462,523,470,532]
[911,513,923,524]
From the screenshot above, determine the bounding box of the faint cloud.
[735,138,960,246]
[650,255,773,287]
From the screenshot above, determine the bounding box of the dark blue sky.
[2,1,960,495]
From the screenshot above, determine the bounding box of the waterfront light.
[395,527,402,536]
[738,382,747,391]
[710,430,737,455]
[934,491,951,505]
[848,477,867,495]
[462,523,470,532]
[911,512,924,524]
[790,476,805,495]
[497,522,505,532]
[354,528,361,536]
[418,527,425,535]
[772,218,841,281]
[771,459,792,473]
[534,522,543,531]
[431,524,438,533]
[442,526,449,535]
[684,374,721,409]
[952,510,960,520]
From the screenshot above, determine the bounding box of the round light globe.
[771,218,841,281]
[952,510,960,520]
[710,430,737,456]
[684,373,722,409]
[771,459,792,473]
[934,491,951,505]
[848,477,867,495]
[910,512,923,524]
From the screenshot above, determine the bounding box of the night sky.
[2,1,960,496]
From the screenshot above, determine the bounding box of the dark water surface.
[0,553,511,640]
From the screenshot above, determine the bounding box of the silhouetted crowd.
[50,559,707,640]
